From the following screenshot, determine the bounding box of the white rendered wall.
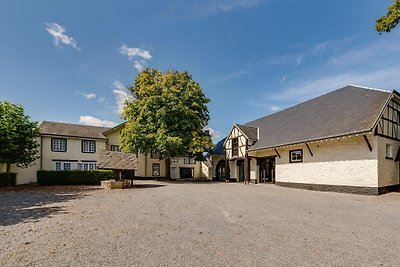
[250,135,379,187]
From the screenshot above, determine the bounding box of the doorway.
[215,160,226,180]
[237,160,245,182]
[258,157,275,183]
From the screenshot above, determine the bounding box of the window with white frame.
[82,140,96,153]
[184,157,195,164]
[54,161,73,171]
[290,149,303,163]
[386,144,393,159]
[78,162,97,171]
[63,162,71,170]
[172,157,179,163]
[55,162,62,171]
[51,138,67,152]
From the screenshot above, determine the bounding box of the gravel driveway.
[1,181,400,266]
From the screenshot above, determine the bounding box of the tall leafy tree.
[120,69,213,178]
[0,101,40,185]
[375,0,400,33]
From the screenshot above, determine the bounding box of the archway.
[215,159,226,180]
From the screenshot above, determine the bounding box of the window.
[232,138,239,157]
[152,163,160,176]
[55,162,62,171]
[78,162,97,171]
[54,161,73,171]
[386,144,393,159]
[63,162,71,170]
[184,157,195,164]
[51,138,67,152]
[110,145,120,152]
[290,149,303,163]
[151,150,159,159]
[172,157,179,163]
[82,140,96,153]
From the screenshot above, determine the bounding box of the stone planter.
[101,180,123,189]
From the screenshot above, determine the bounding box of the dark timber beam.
[305,142,313,156]
[244,154,250,185]
[363,134,373,152]
[274,148,281,158]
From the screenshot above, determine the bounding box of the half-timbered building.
[223,85,400,195]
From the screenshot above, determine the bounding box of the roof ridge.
[348,84,391,93]
[41,121,111,129]
[246,85,391,126]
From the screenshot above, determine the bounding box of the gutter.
[247,130,373,153]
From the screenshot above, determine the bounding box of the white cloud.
[133,60,146,72]
[269,65,400,102]
[215,0,264,12]
[112,80,134,114]
[119,44,152,60]
[45,23,80,51]
[270,105,280,112]
[83,93,97,100]
[79,116,117,127]
[205,127,224,142]
[97,97,105,103]
[119,44,152,72]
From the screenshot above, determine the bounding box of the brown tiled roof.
[97,150,138,170]
[40,121,110,139]
[246,85,392,151]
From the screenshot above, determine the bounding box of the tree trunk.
[6,163,11,187]
[165,158,171,179]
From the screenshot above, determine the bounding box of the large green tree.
[375,0,400,33]
[0,101,40,185]
[120,69,213,178]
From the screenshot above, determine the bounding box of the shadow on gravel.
[131,184,166,189]
[0,186,98,226]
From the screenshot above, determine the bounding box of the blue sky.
[1,0,399,141]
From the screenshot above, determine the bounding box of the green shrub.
[37,170,115,186]
[0,173,17,187]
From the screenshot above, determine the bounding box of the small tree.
[0,101,40,186]
[120,69,213,179]
[375,0,400,33]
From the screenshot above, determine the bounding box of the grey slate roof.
[40,121,110,139]
[97,150,138,170]
[246,85,392,151]
[235,124,258,140]
[212,137,226,156]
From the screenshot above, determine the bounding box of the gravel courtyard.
[1,181,400,267]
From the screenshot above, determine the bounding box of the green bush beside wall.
[0,173,17,187]
[37,170,115,186]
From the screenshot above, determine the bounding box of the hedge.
[0,173,17,187]
[37,170,115,186]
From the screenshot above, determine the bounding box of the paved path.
[1,181,400,266]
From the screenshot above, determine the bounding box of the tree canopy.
[375,0,400,33]
[0,101,40,182]
[120,69,213,177]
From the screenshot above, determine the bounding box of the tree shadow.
[130,183,166,189]
[0,186,98,226]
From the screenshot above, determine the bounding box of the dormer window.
[232,138,239,157]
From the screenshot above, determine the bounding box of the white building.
[223,85,400,195]
[1,121,207,184]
